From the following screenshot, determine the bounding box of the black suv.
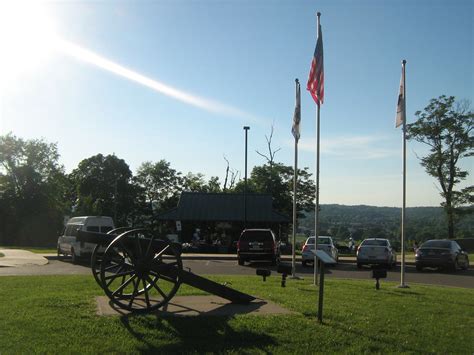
[237,229,280,265]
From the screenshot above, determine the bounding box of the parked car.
[57,216,115,263]
[237,229,280,266]
[415,239,469,272]
[356,238,396,269]
[301,236,338,267]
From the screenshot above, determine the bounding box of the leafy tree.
[0,133,68,246]
[182,172,221,193]
[407,96,474,239]
[234,163,315,219]
[135,160,182,215]
[71,154,137,226]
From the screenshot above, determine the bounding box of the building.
[157,192,290,248]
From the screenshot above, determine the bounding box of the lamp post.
[243,126,250,228]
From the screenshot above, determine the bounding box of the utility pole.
[243,126,250,228]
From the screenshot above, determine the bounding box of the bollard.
[372,268,387,290]
[277,262,292,288]
[256,269,271,282]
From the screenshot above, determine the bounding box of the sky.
[0,0,472,207]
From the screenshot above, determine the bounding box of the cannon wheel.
[91,227,132,289]
[99,229,182,312]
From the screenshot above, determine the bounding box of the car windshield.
[361,239,388,247]
[306,237,331,245]
[421,240,451,249]
[240,231,273,242]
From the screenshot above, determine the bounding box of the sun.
[0,1,58,83]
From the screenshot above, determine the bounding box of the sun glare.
[0,2,263,123]
[0,1,57,82]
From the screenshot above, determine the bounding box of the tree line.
[0,133,315,246]
[298,204,474,249]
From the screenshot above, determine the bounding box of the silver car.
[356,238,397,269]
[301,236,339,266]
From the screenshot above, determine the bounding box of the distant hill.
[298,205,474,247]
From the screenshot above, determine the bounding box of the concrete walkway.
[0,249,48,267]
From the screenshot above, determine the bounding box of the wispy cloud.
[297,135,398,160]
[54,38,266,125]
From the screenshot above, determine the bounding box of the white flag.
[292,79,301,140]
[396,65,405,128]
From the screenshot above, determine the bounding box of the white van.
[57,216,115,263]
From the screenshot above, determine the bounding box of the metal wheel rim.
[99,229,182,312]
[91,227,132,289]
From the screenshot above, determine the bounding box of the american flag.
[307,20,324,106]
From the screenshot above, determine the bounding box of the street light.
[243,126,250,228]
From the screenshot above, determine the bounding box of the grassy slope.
[0,275,473,354]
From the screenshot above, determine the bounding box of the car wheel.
[71,248,77,264]
[416,264,423,271]
[461,258,469,270]
[451,259,458,272]
[357,263,363,269]
[238,257,244,266]
[57,246,64,260]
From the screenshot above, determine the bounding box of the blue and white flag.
[292,79,301,141]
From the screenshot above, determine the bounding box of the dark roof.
[157,192,289,223]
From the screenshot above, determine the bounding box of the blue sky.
[0,0,472,207]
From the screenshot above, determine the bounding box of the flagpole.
[399,59,409,288]
[313,103,320,285]
[313,12,321,286]
[291,78,302,280]
[292,128,298,278]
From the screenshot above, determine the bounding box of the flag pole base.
[397,284,410,288]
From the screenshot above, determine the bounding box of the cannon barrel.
[77,230,116,245]
[77,230,182,256]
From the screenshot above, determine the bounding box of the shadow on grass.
[119,313,277,353]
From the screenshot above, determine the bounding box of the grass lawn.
[0,275,473,354]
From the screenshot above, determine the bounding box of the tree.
[222,156,239,192]
[71,154,137,226]
[407,96,474,239]
[234,163,315,219]
[182,172,222,193]
[135,160,183,214]
[0,133,68,246]
[255,124,281,168]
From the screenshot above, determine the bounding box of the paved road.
[1,258,472,288]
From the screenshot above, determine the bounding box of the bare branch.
[256,124,282,167]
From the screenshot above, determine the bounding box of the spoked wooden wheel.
[91,227,132,289]
[99,229,182,312]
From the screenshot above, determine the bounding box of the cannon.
[77,228,255,312]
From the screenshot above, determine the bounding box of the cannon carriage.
[77,228,255,313]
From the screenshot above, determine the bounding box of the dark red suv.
[237,229,280,266]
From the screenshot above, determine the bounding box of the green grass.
[0,275,473,354]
